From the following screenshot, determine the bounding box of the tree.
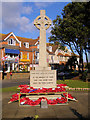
[49,2,90,72]
[65,56,78,70]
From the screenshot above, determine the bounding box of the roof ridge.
[16,35,39,40]
[0,32,39,41]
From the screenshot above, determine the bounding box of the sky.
[1,0,71,42]
[0,0,89,62]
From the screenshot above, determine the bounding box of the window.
[8,39,16,45]
[21,52,22,59]
[51,56,53,61]
[27,53,29,59]
[23,42,29,48]
[37,45,39,49]
[23,43,26,46]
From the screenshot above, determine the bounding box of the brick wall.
[5,72,30,80]
[12,73,30,79]
[0,72,2,80]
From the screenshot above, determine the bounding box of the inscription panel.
[30,70,56,88]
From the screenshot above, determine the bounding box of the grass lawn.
[1,80,89,92]
[57,80,90,88]
[1,86,19,92]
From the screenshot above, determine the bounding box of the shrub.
[81,71,87,82]
[63,76,65,81]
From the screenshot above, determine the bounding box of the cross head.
[34,10,52,30]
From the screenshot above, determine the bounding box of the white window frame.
[21,52,22,59]
[23,42,29,48]
[27,53,29,59]
[8,38,16,45]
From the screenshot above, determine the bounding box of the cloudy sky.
[1,0,71,42]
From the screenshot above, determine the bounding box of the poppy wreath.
[20,97,27,105]
[8,93,20,103]
[27,99,41,106]
[24,98,30,105]
[8,84,77,104]
[18,84,68,90]
[57,84,67,88]
[20,97,26,103]
[47,99,57,105]
[62,93,68,97]
[56,97,67,104]
[36,88,47,93]
[20,88,30,93]
[62,93,75,100]
[19,84,68,94]
[38,97,48,101]
[11,96,67,106]
[68,93,74,99]
[18,85,29,89]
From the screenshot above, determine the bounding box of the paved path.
[1,91,89,120]
[1,79,30,88]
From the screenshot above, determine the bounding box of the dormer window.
[23,42,29,48]
[8,38,16,45]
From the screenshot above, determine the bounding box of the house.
[46,43,80,70]
[0,32,79,80]
[16,35,39,71]
[0,32,39,79]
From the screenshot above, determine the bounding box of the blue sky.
[1,1,70,42]
[1,0,89,62]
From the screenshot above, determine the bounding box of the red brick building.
[0,32,80,80]
[0,32,39,79]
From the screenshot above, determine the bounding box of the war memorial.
[8,10,77,107]
[30,10,56,88]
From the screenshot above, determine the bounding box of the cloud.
[2,0,24,2]
[34,2,49,8]
[2,2,21,30]
[22,6,33,14]
[2,2,36,34]
[19,18,36,33]
[34,2,54,9]
[1,0,72,2]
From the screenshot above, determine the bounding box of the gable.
[3,32,21,47]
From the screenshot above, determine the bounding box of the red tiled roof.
[52,45,58,53]
[71,53,80,57]
[47,49,55,55]
[0,32,39,44]
[57,53,64,56]
[16,36,39,51]
[64,53,71,57]
[0,32,39,51]
[0,32,12,41]
[16,36,39,46]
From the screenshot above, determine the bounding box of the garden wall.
[5,72,30,80]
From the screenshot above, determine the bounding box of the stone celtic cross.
[34,10,52,68]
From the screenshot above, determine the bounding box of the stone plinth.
[41,100,48,108]
[30,70,56,88]
[35,66,51,70]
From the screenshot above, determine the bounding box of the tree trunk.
[85,49,89,70]
[81,55,84,73]
[80,48,84,73]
